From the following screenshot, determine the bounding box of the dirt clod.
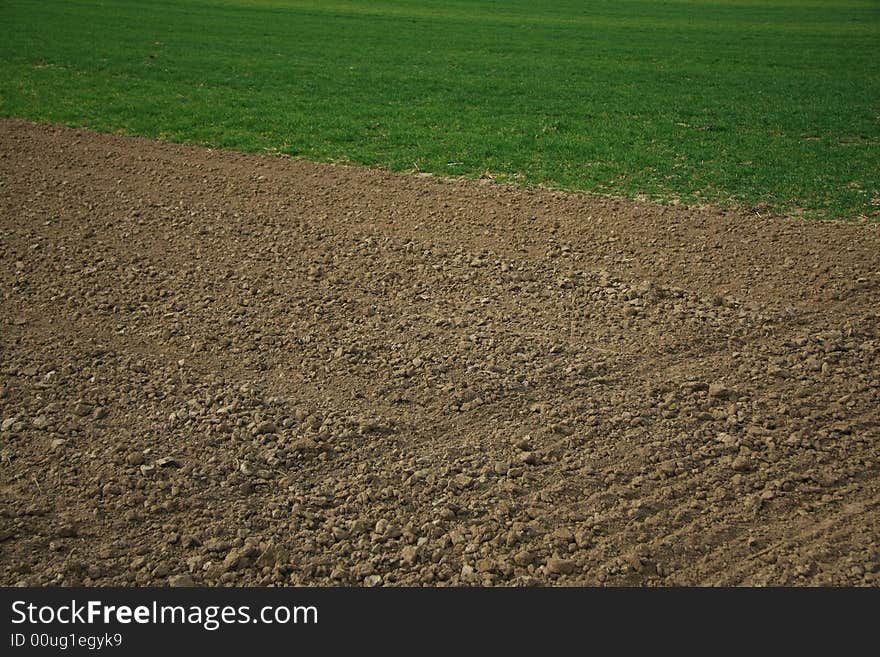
[545,558,577,576]
[168,573,195,587]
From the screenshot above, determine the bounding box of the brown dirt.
[1,118,879,587]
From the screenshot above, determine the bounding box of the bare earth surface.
[1,119,879,587]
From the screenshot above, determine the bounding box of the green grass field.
[2,0,878,220]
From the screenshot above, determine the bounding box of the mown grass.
[1,0,878,220]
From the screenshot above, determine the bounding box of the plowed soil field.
[1,119,878,586]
